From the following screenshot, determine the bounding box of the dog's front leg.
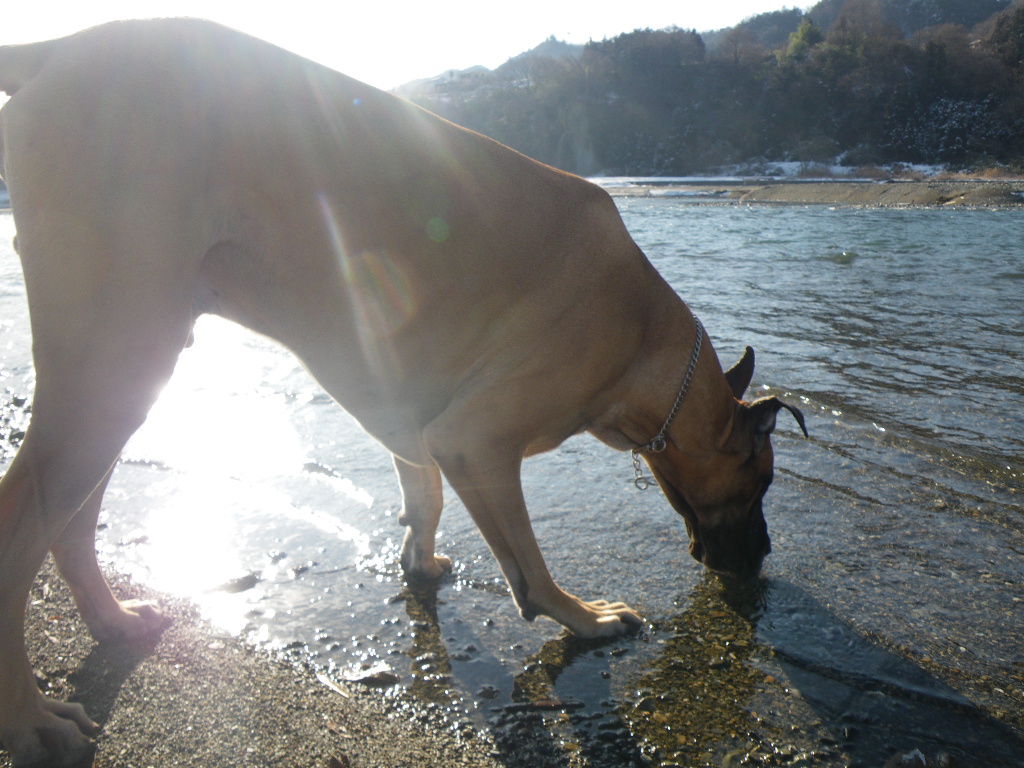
[425,433,642,638]
[50,467,170,643]
[394,456,452,580]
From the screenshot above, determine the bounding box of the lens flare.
[318,194,418,378]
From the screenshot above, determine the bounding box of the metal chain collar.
[631,317,704,490]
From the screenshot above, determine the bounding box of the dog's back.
[1,19,623,267]
[0,38,58,96]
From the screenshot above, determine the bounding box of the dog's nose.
[697,523,769,576]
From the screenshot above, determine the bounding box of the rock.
[886,748,928,768]
[345,667,401,688]
[216,572,260,593]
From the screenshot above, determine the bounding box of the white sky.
[1,2,807,90]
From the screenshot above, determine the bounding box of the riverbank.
[599,178,1024,207]
[4,558,504,768]
[5,180,1023,212]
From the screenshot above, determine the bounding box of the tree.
[718,26,763,66]
[585,27,706,79]
[914,23,1006,97]
[785,19,825,60]
[826,0,902,49]
[987,5,1024,70]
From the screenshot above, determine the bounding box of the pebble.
[634,695,660,712]
[346,668,401,687]
[886,749,928,768]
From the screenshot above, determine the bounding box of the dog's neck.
[589,311,734,456]
[628,316,704,488]
[634,316,704,453]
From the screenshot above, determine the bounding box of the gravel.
[3,559,505,768]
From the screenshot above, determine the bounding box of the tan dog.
[0,19,806,766]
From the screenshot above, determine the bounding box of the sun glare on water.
[127,316,309,479]
[111,315,371,632]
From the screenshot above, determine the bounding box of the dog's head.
[644,347,807,576]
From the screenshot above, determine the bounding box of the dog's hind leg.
[0,223,194,765]
[0,428,119,766]
[0,392,174,765]
[0,339,188,765]
[395,456,452,580]
[50,467,170,643]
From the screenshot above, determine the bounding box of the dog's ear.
[747,397,809,454]
[724,346,756,399]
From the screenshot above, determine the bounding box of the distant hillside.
[502,36,583,67]
[703,1,1011,60]
[806,0,1011,36]
[703,8,805,55]
[394,37,582,97]
[403,0,1024,175]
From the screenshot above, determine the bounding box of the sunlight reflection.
[107,474,374,634]
[122,478,260,634]
[110,315,374,633]
[126,316,308,479]
[317,194,418,379]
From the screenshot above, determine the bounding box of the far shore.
[3,179,1024,212]
[598,178,1024,207]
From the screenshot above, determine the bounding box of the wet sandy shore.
[602,179,1024,207]
[3,559,504,768]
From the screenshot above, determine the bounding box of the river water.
[1,200,1022,768]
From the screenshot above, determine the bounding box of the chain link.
[632,317,703,490]
[631,447,650,490]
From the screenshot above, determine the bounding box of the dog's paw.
[4,698,97,768]
[399,528,453,580]
[403,554,453,581]
[582,599,644,637]
[86,599,171,644]
[539,593,644,639]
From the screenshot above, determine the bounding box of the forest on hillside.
[407,0,1024,175]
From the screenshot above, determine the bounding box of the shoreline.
[599,178,1024,207]
[4,559,505,768]
[5,180,1024,215]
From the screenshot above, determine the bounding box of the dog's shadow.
[740,577,1024,767]
[66,636,160,729]
[443,574,1024,768]
[395,579,461,705]
[24,563,160,739]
